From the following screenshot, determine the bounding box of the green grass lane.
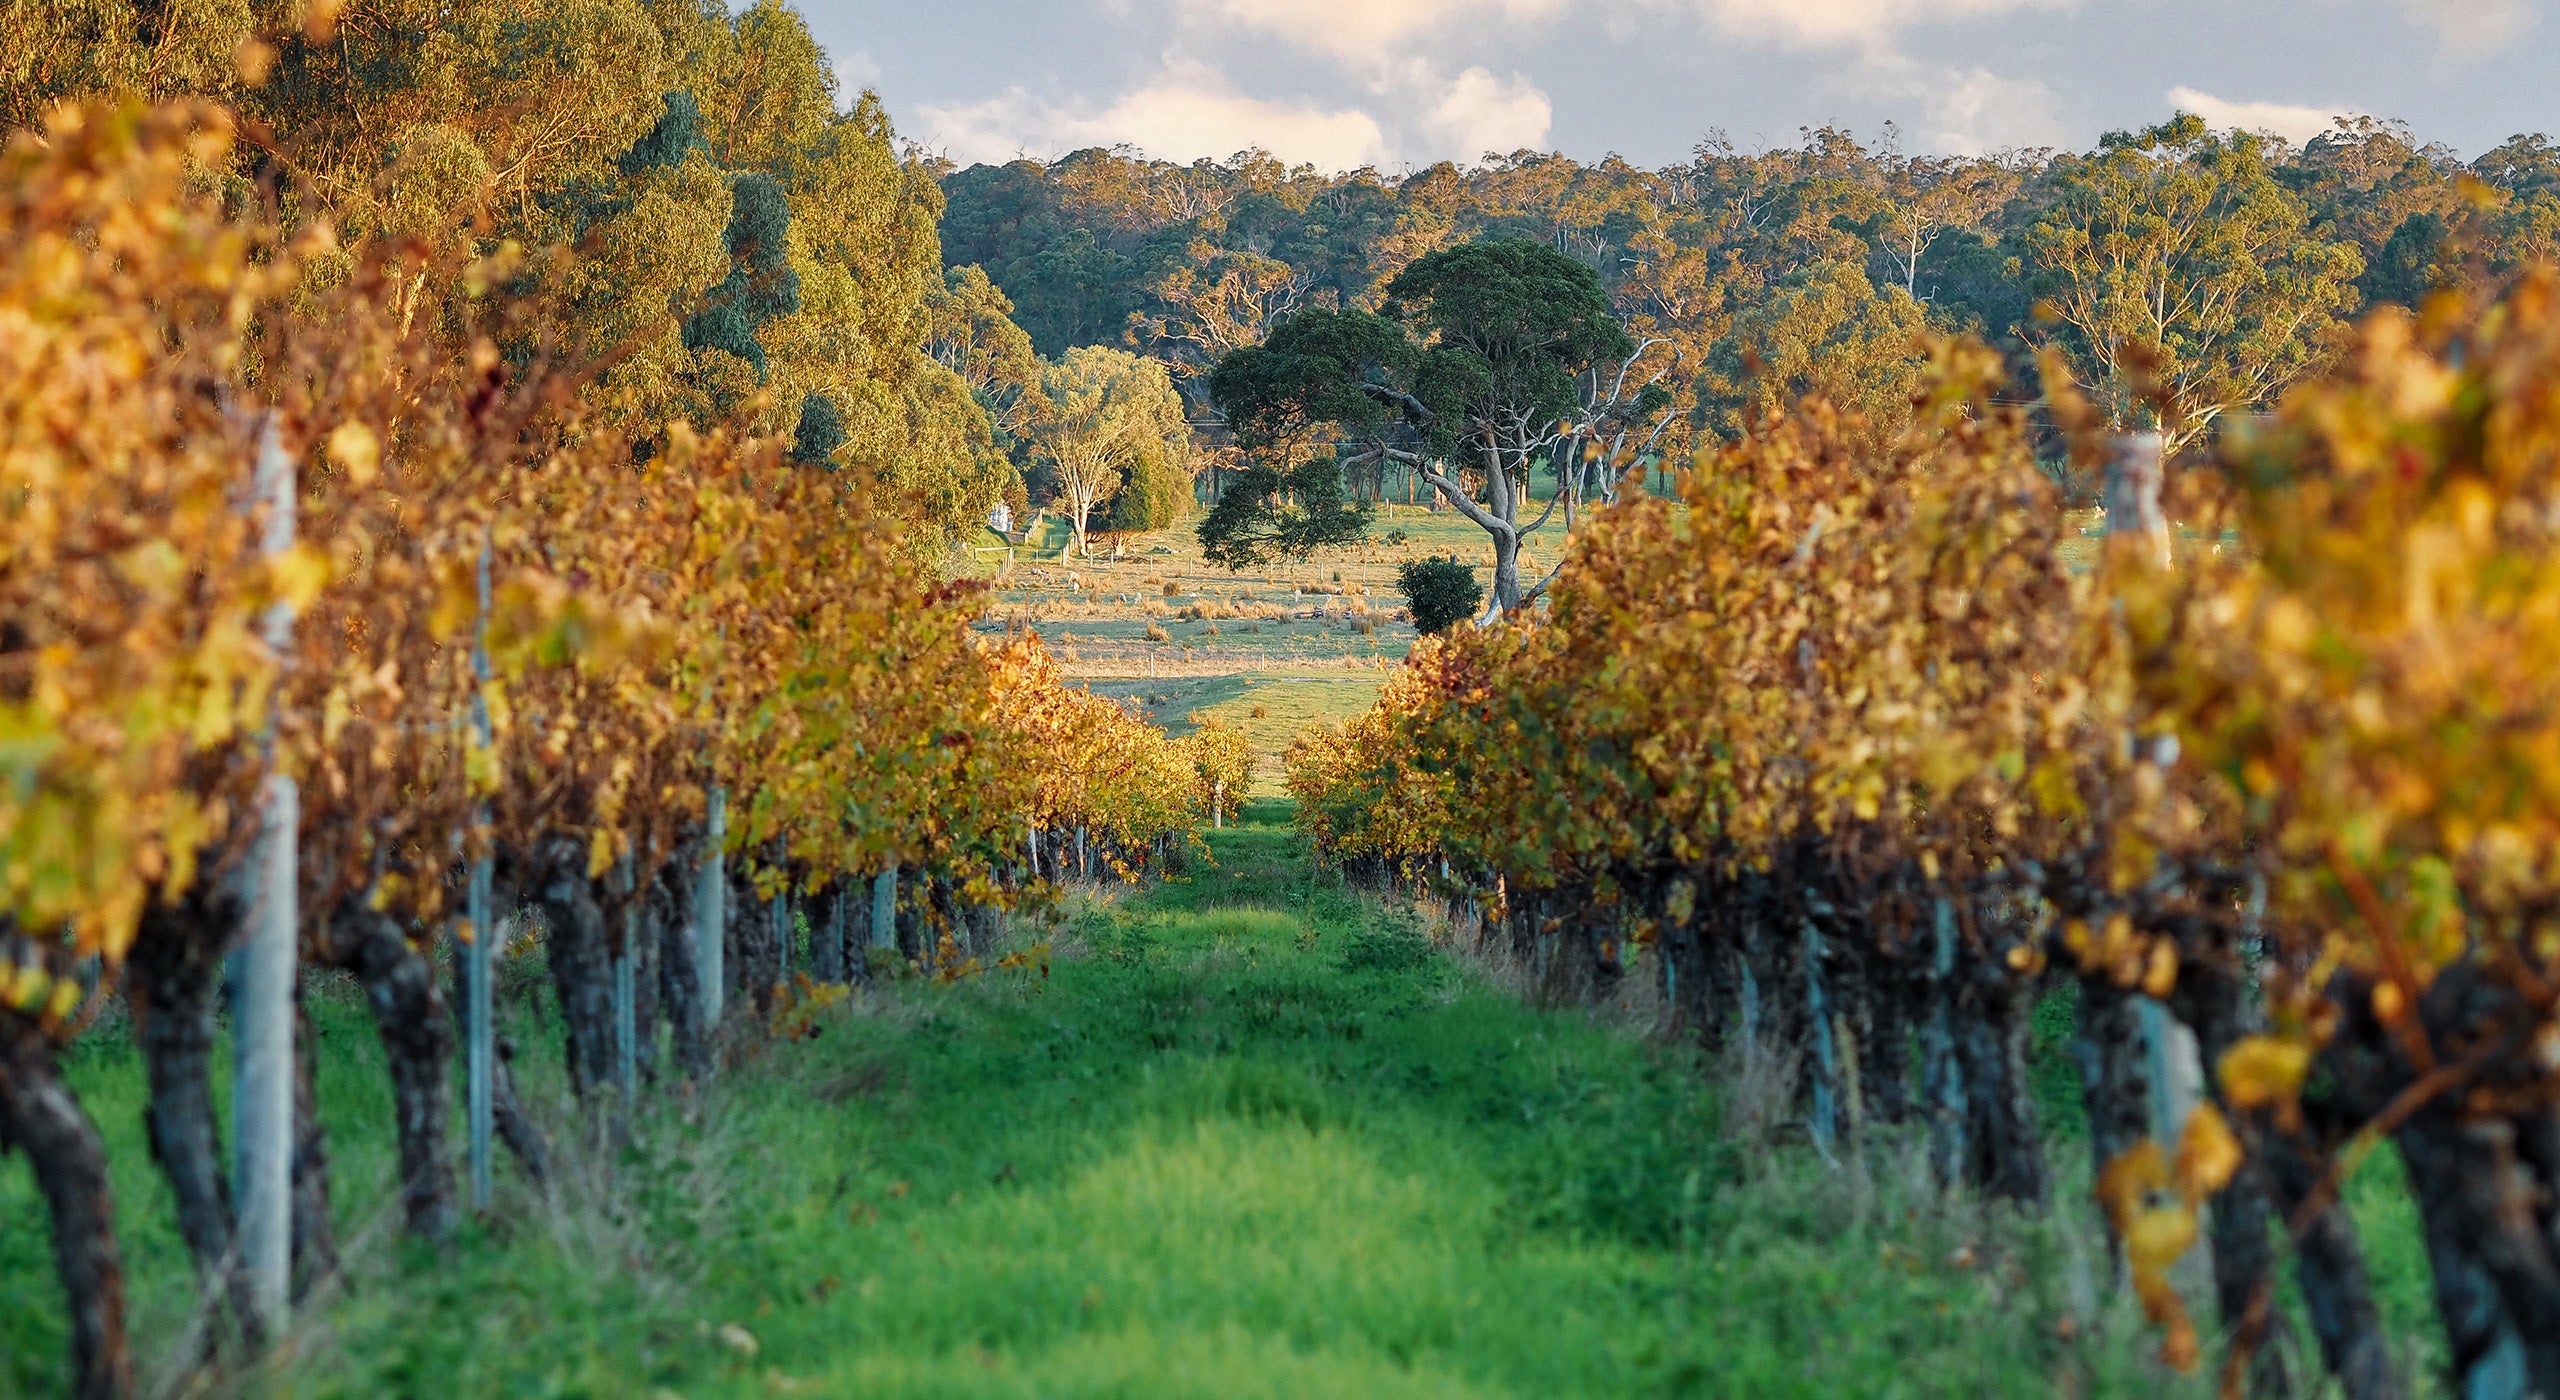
[9,802,2224,1398]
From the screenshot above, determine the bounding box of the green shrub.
[1395,556,1482,635]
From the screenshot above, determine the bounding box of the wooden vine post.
[232,417,298,1333]
[463,537,496,1211]
[613,855,637,1107]
[2103,431,2207,1149]
[697,787,727,1026]
[871,863,898,953]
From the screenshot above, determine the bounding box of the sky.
[796,0,2555,171]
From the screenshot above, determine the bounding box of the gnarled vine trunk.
[127,894,252,1334]
[322,900,455,1240]
[0,1009,131,1400]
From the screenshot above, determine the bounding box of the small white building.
[987,501,1013,535]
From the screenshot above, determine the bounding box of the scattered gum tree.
[1199,239,1653,615]
[1381,241,1639,616]
[1028,345,1190,559]
[2025,113,2367,457]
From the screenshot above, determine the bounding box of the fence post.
[233,415,297,1332]
[697,787,726,1026]
[614,854,637,1107]
[2104,431,2205,1147]
[871,864,898,951]
[463,536,496,1211]
[1212,780,1223,830]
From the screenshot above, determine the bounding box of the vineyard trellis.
[1289,283,2560,1398]
[0,102,1236,1399]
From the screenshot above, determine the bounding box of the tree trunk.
[490,1031,551,1186]
[290,986,337,1300]
[2397,1105,2560,1399]
[0,1010,131,1400]
[811,882,845,984]
[2073,979,2154,1197]
[1920,897,1969,1192]
[1857,942,1914,1126]
[629,884,661,1086]
[127,897,249,1321]
[1955,971,2048,1206]
[2181,959,2300,1398]
[447,931,553,1184]
[1489,526,1523,613]
[656,861,712,1079]
[323,901,455,1241]
[536,854,619,1099]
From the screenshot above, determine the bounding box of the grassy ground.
[15,802,2432,1400]
[972,489,1586,793]
[970,485,2109,795]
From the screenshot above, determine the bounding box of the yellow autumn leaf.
[46,975,83,1024]
[267,542,333,614]
[2094,1141,2166,1233]
[2140,938,2179,998]
[325,420,380,485]
[2218,1036,2312,1110]
[2126,1204,2199,1283]
[2173,1103,2243,1202]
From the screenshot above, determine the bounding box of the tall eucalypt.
[1199,239,1657,619]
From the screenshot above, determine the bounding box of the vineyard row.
[1288,292,2560,1399]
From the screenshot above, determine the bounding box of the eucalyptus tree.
[2024,114,2365,455]
[1029,346,1191,559]
[1377,240,1638,615]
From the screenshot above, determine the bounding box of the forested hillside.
[938,121,2560,471]
[11,0,1019,549]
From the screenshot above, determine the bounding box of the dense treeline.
[1287,280,2560,1398]
[0,7,1232,1396]
[11,0,1020,550]
[939,119,2560,477]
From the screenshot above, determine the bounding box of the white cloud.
[2166,86,2355,145]
[2398,0,2538,57]
[1425,66,1554,156]
[918,61,1390,169]
[1833,50,2066,153]
[1171,0,1569,58]
[1924,67,2066,153]
[1664,0,2069,48]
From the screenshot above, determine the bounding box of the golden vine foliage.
[2132,275,2560,1114]
[2,98,1212,1019]
[0,103,308,1026]
[1171,720,1252,824]
[986,635,1199,868]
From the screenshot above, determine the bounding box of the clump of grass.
[1144,622,1171,643]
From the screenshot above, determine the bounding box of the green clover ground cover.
[7,802,2415,1398]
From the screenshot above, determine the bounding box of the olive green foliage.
[1383,240,1635,456]
[1199,240,1639,610]
[1395,557,1483,635]
[1697,261,1933,450]
[8,0,1026,557]
[940,121,2558,466]
[684,170,801,377]
[791,388,846,466]
[1193,461,1376,570]
[1193,309,1407,568]
[1027,345,1191,556]
[2022,115,2366,452]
